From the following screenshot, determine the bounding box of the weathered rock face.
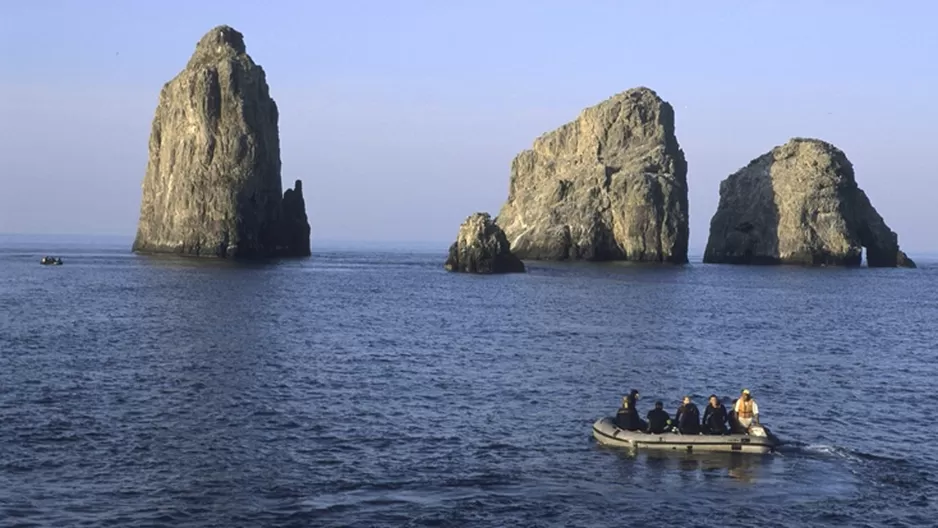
[704,138,915,268]
[494,87,688,263]
[445,213,525,274]
[132,25,310,258]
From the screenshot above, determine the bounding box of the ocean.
[1,235,936,527]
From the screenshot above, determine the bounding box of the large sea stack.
[704,138,914,268]
[132,25,310,258]
[494,87,688,263]
[444,213,525,274]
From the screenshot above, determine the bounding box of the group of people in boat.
[615,389,760,435]
[40,256,63,265]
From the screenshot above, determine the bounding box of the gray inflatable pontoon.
[592,417,779,454]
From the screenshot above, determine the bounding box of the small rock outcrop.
[704,138,915,268]
[445,213,525,274]
[132,25,310,258]
[280,180,311,256]
[494,87,688,263]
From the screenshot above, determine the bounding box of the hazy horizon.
[2,1,936,252]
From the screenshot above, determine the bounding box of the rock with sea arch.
[704,138,915,268]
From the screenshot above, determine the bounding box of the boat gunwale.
[592,418,776,448]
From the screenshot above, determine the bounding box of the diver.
[614,389,646,431]
[734,389,760,432]
[675,395,700,434]
[702,394,728,435]
[646,400,672,434]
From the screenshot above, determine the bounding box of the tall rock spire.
[132,25,310,258]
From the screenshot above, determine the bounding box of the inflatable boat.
[592,417,779,454]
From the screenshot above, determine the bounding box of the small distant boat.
[40,256,63,265]
[592,417,779,454]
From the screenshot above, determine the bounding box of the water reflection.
[630,449,775,484]
[134,253,284,271]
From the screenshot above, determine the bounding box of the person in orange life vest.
[734,389,759,430]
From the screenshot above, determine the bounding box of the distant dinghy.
[40,256,63,265]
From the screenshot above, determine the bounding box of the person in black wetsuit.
[727,398,742,433]
[646,401,672,434]
[702,394,729,435]
[614,389,646,431]
[614,398,632,429]
[675,395,701,434]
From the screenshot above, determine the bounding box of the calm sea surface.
[1,236,937,527]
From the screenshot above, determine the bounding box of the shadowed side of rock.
[279,180,311,256]
[704,138,915,268]
[702,149,782,265]
[132,25,310,258]
[846,187,914,267]
[445,213,525,274]
[494,87,688,264]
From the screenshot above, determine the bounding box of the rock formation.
[494,87,688,263]
[132,25,310,258]
[280,180,311,256]
[444,213,525,274]
[703,138,915,268]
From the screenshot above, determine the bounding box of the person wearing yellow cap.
[734,389,760,431]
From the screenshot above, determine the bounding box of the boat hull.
[592,417,777,454]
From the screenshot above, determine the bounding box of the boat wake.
[776,438,934,501]
[777,440,911,466]
[777,442,866,462]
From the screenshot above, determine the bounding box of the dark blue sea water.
[1,235,937,527]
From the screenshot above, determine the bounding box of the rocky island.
[132,25,310,258]
[493,87,689,263]
[444,213,525,274]
[703,138,915,268]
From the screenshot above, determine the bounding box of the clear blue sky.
[1,1,936,252]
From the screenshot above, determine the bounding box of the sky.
[1,1,936,252]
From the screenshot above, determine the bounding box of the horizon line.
[1,232,935,258]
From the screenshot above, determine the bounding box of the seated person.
[701,394,728,435]
[734,389,760,433]
[614,390,646,431]
[646,401,672,434]
[675,395,701,434]
[727,399,741,433]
